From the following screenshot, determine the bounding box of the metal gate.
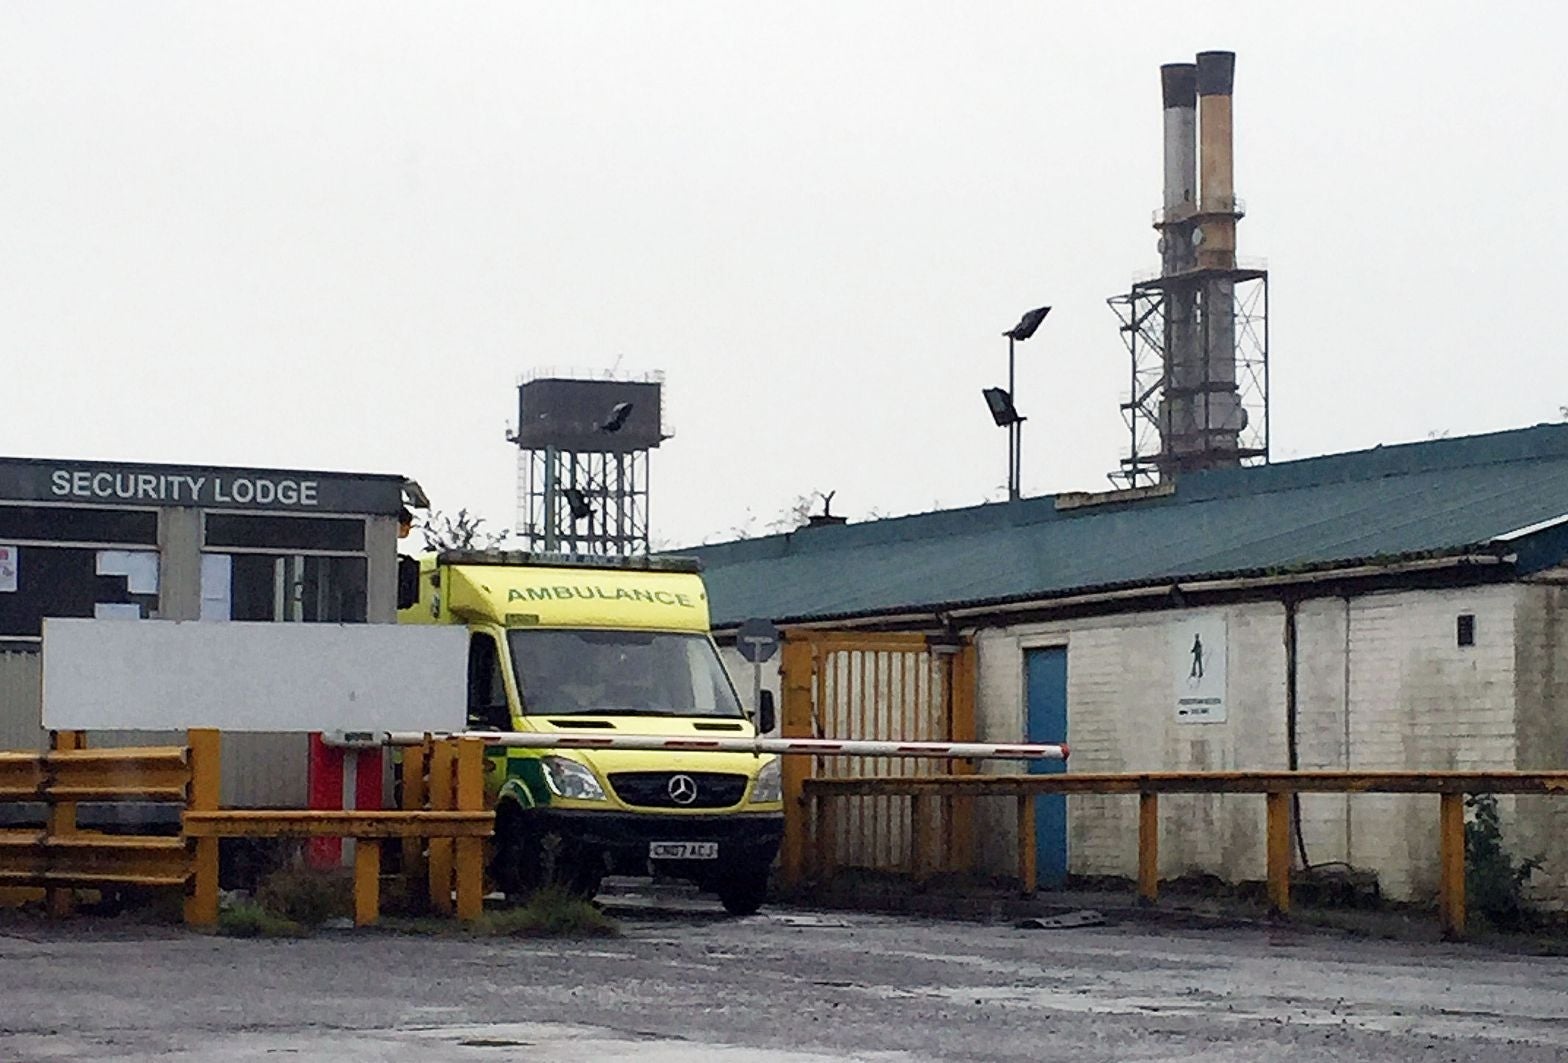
[778,631,976,887]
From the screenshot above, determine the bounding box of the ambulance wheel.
[491,810,541,899]
[716,867,770,916]
[492,811,601,901]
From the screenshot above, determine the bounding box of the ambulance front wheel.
[715,866,770,916]
[492,810,601,901]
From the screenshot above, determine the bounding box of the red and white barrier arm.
[383,731,1068,762]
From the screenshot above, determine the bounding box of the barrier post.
[778,638,815,889]
[945,644,978,875]
[1438,792,1467,939]
[184,728,221,927]
[45,730,84,918]
[426,740,456,914]
[399,738,429,893]
[1016,795,1037,894]
[812,792,836,883]
[911,794,938,883]
[354,839,381,927]
[453,738,485,921]
[1265,790,1291,915]
[1138,792,1159,905]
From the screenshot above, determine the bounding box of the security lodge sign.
[0,458,405,515]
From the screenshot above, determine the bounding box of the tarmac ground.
[2,881,1566,1062]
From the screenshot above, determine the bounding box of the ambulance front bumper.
[517,807,784,866]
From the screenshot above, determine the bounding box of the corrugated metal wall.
[0,649,44,752]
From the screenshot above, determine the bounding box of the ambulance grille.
[607,772,749,809]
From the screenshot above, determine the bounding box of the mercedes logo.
[667,774,699,806]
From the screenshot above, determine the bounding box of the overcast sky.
[3,2,1566,548]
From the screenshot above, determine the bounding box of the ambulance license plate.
[649,841,718,860]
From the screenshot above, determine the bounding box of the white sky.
[3,2,1566,548]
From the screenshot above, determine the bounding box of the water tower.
[509,372,666,555]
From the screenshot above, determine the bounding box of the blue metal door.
[1025,647,1068,888]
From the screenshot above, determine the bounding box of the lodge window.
[0,504,157,545]
[0,545,159,640]
[1457,613,1476,648]
[204,513,365,553]
[201,553,367,623]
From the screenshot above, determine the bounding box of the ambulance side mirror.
[397,555,421,611]
[756,690,777,735]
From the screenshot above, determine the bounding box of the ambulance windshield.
[507,629,745,718]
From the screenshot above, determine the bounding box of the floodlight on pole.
[992,305,1050,501]
[982,387,1022,427]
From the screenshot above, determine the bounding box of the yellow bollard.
[1016,795,1037,895]
[1438,792,1467,939]
[45,730,84,918]
[184,729,222,927]
[454,738,485,921]
[354,839,381,927]
[1138,792,1159,906]
[399,739,429,890]
[426,741,456,914]
[1265,791,1291,916]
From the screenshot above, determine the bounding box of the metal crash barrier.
[0,730,494,928]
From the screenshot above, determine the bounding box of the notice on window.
[96,550,159,595]
[1172,615,1227,724]
[0,545,15,593]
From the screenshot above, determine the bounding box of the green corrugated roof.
[688,424,1568,628]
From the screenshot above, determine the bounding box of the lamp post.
[987,305,1051,501]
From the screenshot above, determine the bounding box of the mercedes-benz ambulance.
[397,550,782,914]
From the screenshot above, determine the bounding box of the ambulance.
[397,550,783,915]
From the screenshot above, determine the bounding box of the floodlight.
[982,387,1022,427]
[599,402,634,433]
[564,488,594,521]
[1003,306,1052,342]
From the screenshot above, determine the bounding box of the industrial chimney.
[1108,49,1270,487]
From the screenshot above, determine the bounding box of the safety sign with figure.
[1172,615,1227,723]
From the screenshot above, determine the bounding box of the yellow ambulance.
[397,550,783,914]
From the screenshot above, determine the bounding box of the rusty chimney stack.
[1194,50,1237,271]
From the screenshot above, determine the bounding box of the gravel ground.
[2,886,1566,1062]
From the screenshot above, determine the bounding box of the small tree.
[1464,793,1543,929]
[419,508,509,552]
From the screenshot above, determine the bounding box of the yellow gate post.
[184,729,222,927]
[1138,792,1159,905]
[778,637,815,890]
[45,730,84,918]
[426,740,456,914]
[399,738,430,896]
[453,738,485,921]
[1265,790,1292,915]
[1438,792,1467,939]
[353,839,381,927]
[944,644,978,876]
[1016,795,1037,894]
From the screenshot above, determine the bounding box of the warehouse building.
[696,424,1568,906]
[0,455,421,805]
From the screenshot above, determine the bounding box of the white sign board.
[0,545,15,593]
[1172,615,1227,724]
[42,619,468,732]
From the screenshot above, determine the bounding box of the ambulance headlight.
[749,758,781,804]
[541,756,607,801]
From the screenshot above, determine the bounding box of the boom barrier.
[384,732,1070,762]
